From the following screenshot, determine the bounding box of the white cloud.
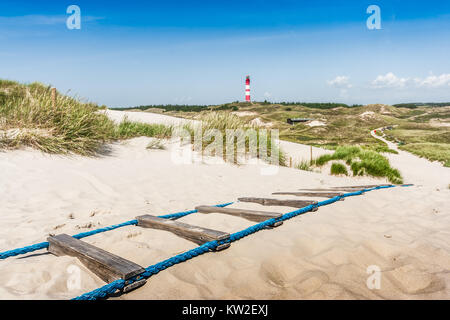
[370,72,410,88]
[327,76,352,89]
[263,92,271,98]
[414,74,450,88]
[370,72,450,89]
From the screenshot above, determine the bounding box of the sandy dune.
[0,112,448,300]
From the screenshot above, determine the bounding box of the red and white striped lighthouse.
[245,75,251,102]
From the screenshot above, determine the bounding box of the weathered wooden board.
[298,188,366,192]
[298,184,391,192]
[323,184,389,189]
[47,234,145,283]
[136,215,230,250]
[237,197,318,208]
[272,192,343,198]
[195,206,281,222]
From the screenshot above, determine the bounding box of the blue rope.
[73,220,138,240]
[74,184,409,300]
[0,202,234,260]
[0,242,50,260]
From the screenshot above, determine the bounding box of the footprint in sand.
[386,264,445,295]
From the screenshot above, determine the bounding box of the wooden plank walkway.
[297,188,364,192]
[48,234,145,283]
[237,197,318,210]
[43,184,391,298]
[272,192,344,198]
[136,215,231,251]
[298,184,390,192]
[195,205,283,227]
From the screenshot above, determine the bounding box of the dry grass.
[0,81,116,155]
[0,80,175,155]
[182,112,287,166]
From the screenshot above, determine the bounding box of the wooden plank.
[47,234,145,283]
[195,206,283,226]
[272,192,343,198]
[237,197,317,208]
[325,184,389,189]
[298,185,391,192]
[136,215,230,250]
[298,188,366,192]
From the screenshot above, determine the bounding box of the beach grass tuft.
[314,145,403,184]
[183,112,287,166]
[296,159,312,171]
[330,162,348,175]
[0,81,116,155]
[116,117,173,139]
[0,80,176,155]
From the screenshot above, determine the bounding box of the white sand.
[278,140,333,166]
[105,109,195,126]
[360,111,376,120]
[307,120,326,127]
[0,112,449,300]
[250,117,273,128]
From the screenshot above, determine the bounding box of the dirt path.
[371,128,450,187]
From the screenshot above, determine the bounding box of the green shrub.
[330,162,348,175]
[363,144,398,154]
[116,117,172,139]
[314,145,403,184]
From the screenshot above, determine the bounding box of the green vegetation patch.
[116,117,173,139]
[0,80,176,155]
[330,162,348,175]
[296,160,312,171]
[314,146,403,184]
[0,81,116,155]
[399,143,450,166]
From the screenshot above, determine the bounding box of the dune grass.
[296,159,312,171]
[0,81,117,155]
[330,162,348,175]
[116,117,173,139]
[363,144,398,154]
[0,80,177,155]
[146,138,166,150]
[399,143,450,167]
[314,146,403,184]
[182,112,287,166]
[384,123,450,165]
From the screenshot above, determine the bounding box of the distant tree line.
[267,102,363,109]
[393,102,450,109]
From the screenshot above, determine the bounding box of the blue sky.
[0,0,450,107]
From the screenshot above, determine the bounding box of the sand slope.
[0,112,448,300]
